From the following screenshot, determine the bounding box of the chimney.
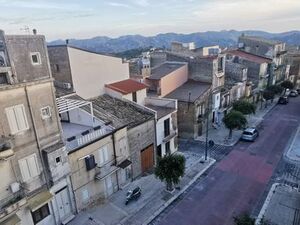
[32,29,37,35]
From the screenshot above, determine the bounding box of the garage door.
[141,145,154,173]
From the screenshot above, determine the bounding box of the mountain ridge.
[48,30,300,54]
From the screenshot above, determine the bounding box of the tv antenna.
[20,26,30,34]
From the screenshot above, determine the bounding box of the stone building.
[238,35,289,84]
[0,31,75,225]
[88,95,156,179]
[285,50,300,88]
[165,80,211,139]
[55,94,131,211]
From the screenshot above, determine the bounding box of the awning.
[27,190,53,211]
[117,159,132,169]
[0,214,20,225]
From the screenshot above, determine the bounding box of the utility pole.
[204,91,211,161]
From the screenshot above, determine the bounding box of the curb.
[285,125,300,163]
[255,183,280,225]
[142,157,216,225]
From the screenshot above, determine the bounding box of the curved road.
[156,97,300,225]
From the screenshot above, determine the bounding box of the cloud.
[107,2,132,8]
[131,0,149,7]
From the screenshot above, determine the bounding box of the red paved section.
[158,98,300,225]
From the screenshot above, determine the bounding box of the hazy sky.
[1,0,300,41]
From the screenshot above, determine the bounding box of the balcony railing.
[95,159,119,180]
[163,130,177,143]
[66,126,110,151]
[0,189,26,219]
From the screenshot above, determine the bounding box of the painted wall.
[160,64,188,97]
[67,47,129,99]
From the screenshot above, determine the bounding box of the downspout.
[25,85,58,225]
[112,131,119,190]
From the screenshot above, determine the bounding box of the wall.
[67,47,129,99]
[47,46,73,88]
[5,35,52,83]
[68,134,118,211]
[127,119,155,178]
[160,64,188,97]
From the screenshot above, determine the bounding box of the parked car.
[125,187,141,205]
[278,96,289,104]
[289,90,298,97]
[241,128,259,142]
[296,89,300,94]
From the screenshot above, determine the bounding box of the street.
[152,96,300,225]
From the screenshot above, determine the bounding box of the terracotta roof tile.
[226,50,272,64]
[105,79,148,95]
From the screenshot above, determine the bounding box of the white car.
[241,128,259,142]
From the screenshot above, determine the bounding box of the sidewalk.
[68,152,215,225]
[286,125,300,162]
[196,99,278,146]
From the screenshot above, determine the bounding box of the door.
[105,176,113,197]
[141,145,154,173]
[55,187,72,221]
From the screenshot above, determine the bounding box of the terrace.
[56,95,114,152]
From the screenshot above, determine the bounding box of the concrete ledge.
[142,157,216,225]
[255,183,280,225]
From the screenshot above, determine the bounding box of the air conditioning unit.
[63,82,72,90]
[10,182,20,193]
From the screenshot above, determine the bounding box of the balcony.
[95,160,119,180]
[163,130,177,143]
[0,138,14,160]
[0,189,26,220]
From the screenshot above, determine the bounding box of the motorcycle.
[125,187,141,205]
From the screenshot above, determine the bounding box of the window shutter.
[27,155,39,178]
[5,107,18,134]
[98,149,104,165]
[103,146,109,162]
[18,158,31,182]
[14,105,28,131]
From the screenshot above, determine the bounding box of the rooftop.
[165,80,211,103]
[226,49,273,64]
[148,62,186,80]
[145,104,176,119]
[105,79,148,95]
[90,95,154,129]
[240,35,283,45]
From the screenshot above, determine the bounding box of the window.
[164,118,170,137]
[157,145,162,157]
[32,204,50,224]
[98,145,109,165]
[55,156,61,164]
[132,92,137,103]
[31,52,41,65]
[5,104,29,134]
[165,142,171,155]
[81,189,89,203]
[18,154,40,182]
[41,106,51,119]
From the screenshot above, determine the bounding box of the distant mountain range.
[48,30,300,55]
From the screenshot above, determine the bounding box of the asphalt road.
[155,97,300,225]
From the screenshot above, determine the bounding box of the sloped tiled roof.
[105,79,148,95]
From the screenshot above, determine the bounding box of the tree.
[281,80,294,94]
[262,90,275,107]
[232,100,256,115]
[267,85,283,95]
[155,154,185,191]
[234,213,255,225]
[223,110,247,138]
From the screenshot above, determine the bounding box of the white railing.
[66,127,109,151]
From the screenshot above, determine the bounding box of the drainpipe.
[112,131,119,190]
[25,85,58,225]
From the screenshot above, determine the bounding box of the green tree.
[232,100,256,115]
[281,80,294,94]
[234,213,255,225]
[267,85,283,95]
[155,154,185,191]
[262,90,275,107]
[223,110,247,138]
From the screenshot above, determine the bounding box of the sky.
[1,0,300,41]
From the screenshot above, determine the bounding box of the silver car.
[241,128,259,141]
